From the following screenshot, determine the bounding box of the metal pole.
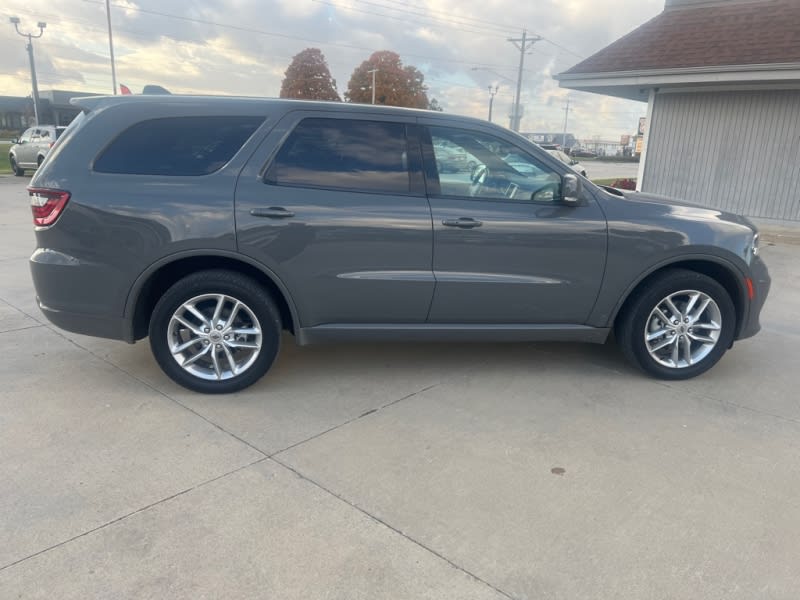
[507,30,542,132]
[487,85,498,123]
[105,0,118,94]
[511,30,526,132]
[562,97,570,149]
[26,37,41,125]
[368,69,377,104]
[10,18,46,125]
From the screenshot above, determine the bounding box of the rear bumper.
[30,249,130,342]
[737,256,770,340]
[37,298,127,341]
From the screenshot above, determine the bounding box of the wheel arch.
[611,256,748,338]
[124,250,299,343]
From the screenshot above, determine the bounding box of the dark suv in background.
[28,96,769,393]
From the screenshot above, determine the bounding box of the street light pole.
[368,69,378,104]
[105,0,118,95]
[487,85,498,122]
[9,17,46,126]
[562,97,571,149]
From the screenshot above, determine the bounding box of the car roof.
[70,94,492,127]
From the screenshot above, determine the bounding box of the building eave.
[556,63,800,101]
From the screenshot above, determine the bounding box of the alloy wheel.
[167,293,262,381]
[644,289,722,368]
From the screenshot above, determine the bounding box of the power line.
[78,0,518,69]
[321,0,515,36]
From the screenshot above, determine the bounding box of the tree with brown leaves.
[280,48,341,102]
[345,51,429,109]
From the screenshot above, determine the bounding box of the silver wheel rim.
[644,289,722,369]
[167,293,262,381]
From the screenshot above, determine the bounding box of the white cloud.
[1,0,662,137]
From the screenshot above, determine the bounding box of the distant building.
[557,0,800,222]
[0,89,104,133]
[0,96,31,133]
[520,133,578,149]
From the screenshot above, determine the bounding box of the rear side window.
[94,116,263,176]
[266,118,410,194]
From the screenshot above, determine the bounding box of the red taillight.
[28,188,70,227]
[745,277,755,300]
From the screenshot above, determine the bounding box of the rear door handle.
[442,217,483,229]
[250,207,295,219]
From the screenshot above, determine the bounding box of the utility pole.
[562,97,571,149]
[507,29,541,132]
[368,69,378,104]
[487,85,498,122]
[9,17,46,126]
[105,0,118,94]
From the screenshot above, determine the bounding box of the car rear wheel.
[616,269,736,379]
[149,270,282,393]
[10,156,24,177]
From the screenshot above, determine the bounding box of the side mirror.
[562,173,581,205]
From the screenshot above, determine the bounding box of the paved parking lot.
[1,175,799,599]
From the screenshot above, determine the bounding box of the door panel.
[421,122,608,324]
[235,112,434,327]
[428,198,607,323]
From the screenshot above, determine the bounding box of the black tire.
[149,270,282,394]
[10,156,24,177]
[615,269,736,380]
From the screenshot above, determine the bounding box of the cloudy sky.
[1,0,663,139]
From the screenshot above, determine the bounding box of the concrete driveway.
[1,175,798,599]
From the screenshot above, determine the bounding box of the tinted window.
[94,116,264,176]
[429,126,561,203]
[267,118,410,194]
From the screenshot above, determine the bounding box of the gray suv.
[9,125,66,176]
[28,96,770,393]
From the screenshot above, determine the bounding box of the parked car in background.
[8,125,66,176]
[545,148,587,177]
[570,147,598,159]
[433,139,475,173]
[28,95,769,393]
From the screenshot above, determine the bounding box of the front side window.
[94,116,264,176]
[429,126,561,203]
[266,118,410,194]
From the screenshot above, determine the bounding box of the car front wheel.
[10,156,24,177]
[616,269,736,379]
[149,270,282,393]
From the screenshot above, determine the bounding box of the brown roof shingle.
[563,0,800,75]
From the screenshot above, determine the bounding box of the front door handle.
[250,207,295,219]
[442,217,483,229]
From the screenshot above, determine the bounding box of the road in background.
[584,160,639,181]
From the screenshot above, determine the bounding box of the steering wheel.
[470,164,488,197]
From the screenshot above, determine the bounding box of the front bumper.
[737,255,771,340]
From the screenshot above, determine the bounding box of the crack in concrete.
[270,454,518,600]
[0,457,269,573]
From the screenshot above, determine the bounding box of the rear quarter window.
[94,116,264,176]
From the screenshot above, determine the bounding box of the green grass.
[0,143,11,174]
